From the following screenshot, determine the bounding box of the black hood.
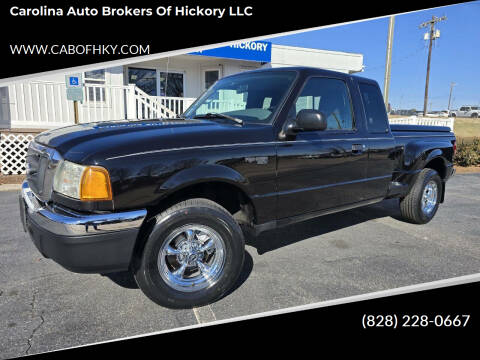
[34,119,272,164]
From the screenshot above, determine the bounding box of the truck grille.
[26,142,62,202]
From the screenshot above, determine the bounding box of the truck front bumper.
[19,181,147,273]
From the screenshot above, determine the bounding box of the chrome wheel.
[421,181,438,215]
[158,224,226,292]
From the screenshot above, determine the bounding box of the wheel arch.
[424,155,448,203]
[401,141,451,203]
[151,164,256,221]
[130,166,256,269]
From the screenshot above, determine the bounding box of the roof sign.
[189,41,271,62]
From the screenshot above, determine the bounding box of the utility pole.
[447,82,456,112]
[420,15,447,116]
[383,16,395,108]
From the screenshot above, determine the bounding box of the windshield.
[183,70,297,124]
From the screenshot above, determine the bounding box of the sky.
[268,1,480,111]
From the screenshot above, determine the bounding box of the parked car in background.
[390,109,417,116]
[450,106,479,118]
[426,111,449,118]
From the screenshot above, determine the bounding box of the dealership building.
[0,41,364,174]
[0,41,364,129]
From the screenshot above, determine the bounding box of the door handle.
[352,144,366,154]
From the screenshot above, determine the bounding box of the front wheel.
[399,168,442,224]
[134,198,245,308]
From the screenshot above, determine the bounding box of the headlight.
[53,161,112,201]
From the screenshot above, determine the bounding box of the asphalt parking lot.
[1,173,480,358]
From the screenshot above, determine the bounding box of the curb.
[0,184,21,191]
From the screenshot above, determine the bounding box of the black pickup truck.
[20,67,456,308]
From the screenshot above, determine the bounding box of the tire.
[399,168,442,224]
[134,198,245,308]
[471,113,478,118]
[451,113,456,117]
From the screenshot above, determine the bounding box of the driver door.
[276,76,368,219]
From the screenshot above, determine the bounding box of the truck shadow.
[246,198,403,255]
[104,199,400,292]
[103,271,138,289]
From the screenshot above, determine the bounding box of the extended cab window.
[289,77,354,130]
[358,82,389,133]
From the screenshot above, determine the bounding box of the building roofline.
[271,44,363,58]
[221,65,370,80]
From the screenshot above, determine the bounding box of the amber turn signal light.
[80,166,112,201]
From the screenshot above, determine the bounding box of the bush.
[454,138,480,167]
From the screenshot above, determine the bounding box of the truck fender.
[403,141,449,171]
[402,141,452,199]
[158,164,250,196]
[424,149,445,167]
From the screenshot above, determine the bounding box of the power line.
[365,42,425,72]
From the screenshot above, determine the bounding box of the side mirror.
[284,109,327,137]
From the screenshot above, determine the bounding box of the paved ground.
[1,174,480,358]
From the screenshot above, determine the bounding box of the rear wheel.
[471,113,478,118]
[399,168,442,224]
[134,198,245,308]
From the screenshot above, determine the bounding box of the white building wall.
[124,56,262,98]
[269,45,364,74]
[28,66,124,86]
[1,45,364,129]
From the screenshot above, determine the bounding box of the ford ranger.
[19,67,456,308]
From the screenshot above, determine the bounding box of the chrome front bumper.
[20,180,147,273]
[21,180,146,236]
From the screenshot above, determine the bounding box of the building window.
[128,68,157,95]
[85,69,106,102]
[160,72,184,97]
[128,68,184,97]
[204,70,219,91]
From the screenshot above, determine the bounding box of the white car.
[450,106,479,118]
[425,111,449,118]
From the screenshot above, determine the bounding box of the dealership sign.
[189,41,271,62]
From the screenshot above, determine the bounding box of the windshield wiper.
[193,112,243,125]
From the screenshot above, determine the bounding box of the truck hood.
[35,119,272,164]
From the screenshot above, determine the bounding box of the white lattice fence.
[0,133,34,175]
